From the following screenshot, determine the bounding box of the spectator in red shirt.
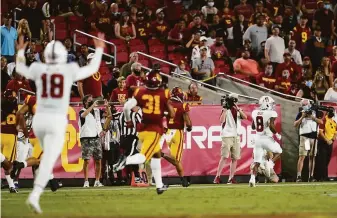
[329,46,337,64]
[126,62,144,90]
[275,69,292,95]
[6,68,32,99]
[291,15,311,55]
[115,12,136,42]
[185,82,202,105]
[313,0,334,39]
[168,19,186,45]
[266,0,284,18]
[151,8,170,40]
[234,0,254,21]
[77,53,103,99]
[110,77,128,104]
[256,63,276,90]
[135,11,151,41]
[210,36,229,59]
[275,52,302,83]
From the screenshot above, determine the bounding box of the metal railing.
[14,7,22,28]
[18,88,35,103]
[73,30,117,66]
[137,52,258,101]
[221,73,310,102]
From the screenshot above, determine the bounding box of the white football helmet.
[44,40,68,64]
[259,96,275,110]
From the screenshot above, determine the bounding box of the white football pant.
[254,135,282,163]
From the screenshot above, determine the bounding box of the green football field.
[2,183,337,218]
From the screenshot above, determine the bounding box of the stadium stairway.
[217,77,300,178]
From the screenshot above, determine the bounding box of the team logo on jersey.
[93,72,101,81]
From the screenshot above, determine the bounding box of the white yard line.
[2,182,337,194]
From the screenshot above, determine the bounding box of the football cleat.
[83,181,90,188]
[309,177,317,182]
[9,187,18,193]
[181,177,190,187]
[213,176,221,184]
[14,181,19,189]
[156,184,169,195]
[113,155,126,172]
[227,178,238,184]
[49,179,60,192]
[134,177,142,183]
[94,181,104,187]
[10,161,24,179]
[249,178,256,187]
[26,194,42,214]
[296,176,302,182]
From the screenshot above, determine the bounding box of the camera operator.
[214,93,247,184]
[315,109,337,181]
[294,99,323,182]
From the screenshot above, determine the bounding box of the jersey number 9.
[41,74,64,98]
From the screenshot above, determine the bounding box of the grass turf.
[1,183,337,218]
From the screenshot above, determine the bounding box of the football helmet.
[44,40,68,64]
[171,87,184,102]
[145,69,162,89]
[259,96,275,110]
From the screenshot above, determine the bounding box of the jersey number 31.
[41,74,64,98]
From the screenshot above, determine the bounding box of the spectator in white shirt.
[265,26,285,64]
[191,36,211,60]
[285,40,303,65]
[324,79,337,101]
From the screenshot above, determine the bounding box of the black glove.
[186,126,192,132]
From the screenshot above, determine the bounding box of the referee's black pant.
[315,139,333,181]
[120,135,140,179]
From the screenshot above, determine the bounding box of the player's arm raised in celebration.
[123,98,138,122]
[74,33,106,81]
[15,36,35,80]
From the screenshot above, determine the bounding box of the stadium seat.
[116,51,129,65]
[214,60,225,68]
[167,44,182,52]
[150,51,166,61]
[55,29,68,40]
[129,38,144,46]
[99,66,111,75]
[148,38,162,46]
[129,43,147,53]
[51,16,66,23]
[101,74,112,86]
[168,52,185,62]
[138,59,150,67]
[161,66,171,75]
[149,44,165,54]
[35,44,43,53]
[76,37,88,45]
[109,39,126,46]
[55,22,67,30]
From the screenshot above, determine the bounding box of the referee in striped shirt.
[113,106,143,183]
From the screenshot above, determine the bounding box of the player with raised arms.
[250,96,282,187]
[15,33,105,213]
[123,69,175,194]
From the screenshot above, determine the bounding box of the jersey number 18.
[41,74,64,98]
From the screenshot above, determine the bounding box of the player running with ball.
[15,34,105,213]
[250,96,282,187]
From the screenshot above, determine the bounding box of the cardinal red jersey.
[185,93,202,105]
[135,21,151,40]
[151,20,170,38]
[25,95,37,138]
[292,25,311,54]
[110,88,128,102]
[133,87,170,135]
[275,79,292,94]
[82,71,102,98]
[125,74,144,89]
[1,101,18,134]
[275,62,301,82]
[256,74,277,90]
[167,101,190,130]
[233,4,254,21]
[266,1,284,17]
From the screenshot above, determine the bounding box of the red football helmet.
[170,87,184,102]
[145,69,162,89]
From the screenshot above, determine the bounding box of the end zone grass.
[2,183,337,218]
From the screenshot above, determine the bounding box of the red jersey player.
[123,69,175,194]
[256,63,276,90]
[161,87,192,187]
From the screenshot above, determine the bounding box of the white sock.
[150,158,163,188]
[31,185,43,200]
[49,173,54,180]
[95,180,100,183]
[5,175,15,188]
[23,161,28,168]
[126,153,146,165]
[297,172,301,177]
[250,174,255,181]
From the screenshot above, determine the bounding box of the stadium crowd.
[3,0,337,102]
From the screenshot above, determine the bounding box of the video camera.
[221,94,238,109]
[303,103,334,116]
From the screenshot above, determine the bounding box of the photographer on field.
[214,93,247,184]
[294,99,323,182]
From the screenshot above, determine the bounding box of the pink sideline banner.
[9,105,283,179]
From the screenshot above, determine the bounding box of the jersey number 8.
[41,74,64,98]
[256,115,264,132]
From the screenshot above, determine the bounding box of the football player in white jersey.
[250,96,283,187]
[15,34,105,213]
